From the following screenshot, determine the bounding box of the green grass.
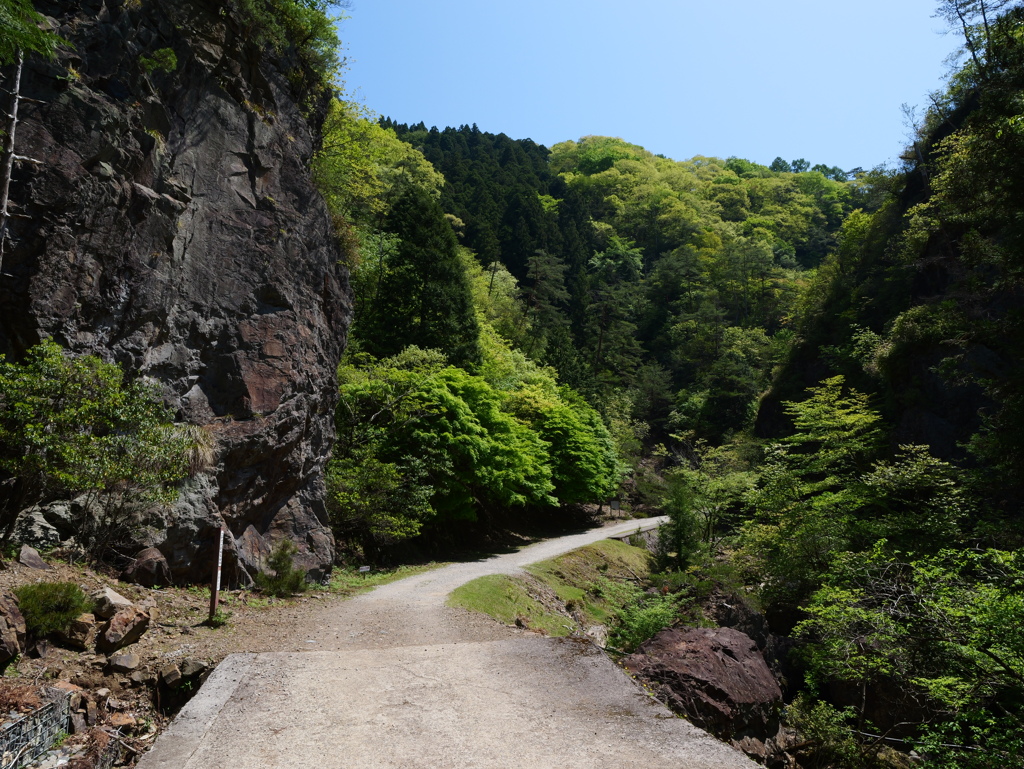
[447,539,655,637]
[326,562,447,597]
[448,575,572,636]
[526,539,653,626]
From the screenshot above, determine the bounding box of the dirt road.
[137,519,757,769]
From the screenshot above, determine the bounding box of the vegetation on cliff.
[0,341,201,559]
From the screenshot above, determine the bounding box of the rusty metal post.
[209,527,225,622]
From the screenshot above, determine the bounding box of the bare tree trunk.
[0,50,25,276]
[954,1,987,79]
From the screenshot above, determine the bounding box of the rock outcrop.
[0,0,350,581]
[0,591,27,667]
[624,627,787,764]
[120,547,172,588]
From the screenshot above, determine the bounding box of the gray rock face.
[0,0,350,581]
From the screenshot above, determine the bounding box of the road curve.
[138,518,758,769]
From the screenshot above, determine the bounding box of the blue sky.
[339,1,961,171]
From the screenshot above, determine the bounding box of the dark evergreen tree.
[358,186,480,368]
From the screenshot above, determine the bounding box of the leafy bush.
[14,582,90,639]
[140,47,177,74]
[602,579,678,653]
[785,694,872,769]
[228,0,344,93]
[0,340,195,556]
[796,548,1024,769]
[254,540,307,597]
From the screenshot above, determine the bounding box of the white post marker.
[209,527,225,622]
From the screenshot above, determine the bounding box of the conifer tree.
[358,185,481,368]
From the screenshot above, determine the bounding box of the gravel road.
[138,518,758,769]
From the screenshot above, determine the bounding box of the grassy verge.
[447,574,572,636]
[447,539,654,640]
[325,562,447,598]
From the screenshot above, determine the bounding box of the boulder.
[18,545,51,571]
[92,587,134,620]
[70,712,89,735]
[108,651,141,673]
[109,713,136,729]
[624,627,786,762]
[15,500,77,548]
[160,664,182,688]
[120,548,172,588]
[59,613,99,650]
[129,669,158,686]
[14,508,62,549]
[179,658,208,678]
[97,608,151,653]
[0,591,26,666]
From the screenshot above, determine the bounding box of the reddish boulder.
[0,590,26,666]
[624,627,785,762]
[58,613,99,650]
[120,548,172,588]
[97,607,151,653]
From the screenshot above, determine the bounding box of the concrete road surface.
[138,519,758,769]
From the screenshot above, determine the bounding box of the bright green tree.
[0,340,193,546]
[740,376,885,608]
[329,348,557,549]
[0,0,62,64]
[313,100,445,224]
[502,384,618,505]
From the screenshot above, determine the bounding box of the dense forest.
[2,0,1024,766]
[308,1,1024,765]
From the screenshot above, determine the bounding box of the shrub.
[228,0,343,94]
[0,340,194,554]
[14,582,90,639]
[785,694,873,769]
[609,591,679,653]
[254,540,307,597]
[140,47,177,74]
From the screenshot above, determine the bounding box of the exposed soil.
[0,554,438,766]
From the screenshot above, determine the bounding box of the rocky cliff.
[0,0,350,581]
